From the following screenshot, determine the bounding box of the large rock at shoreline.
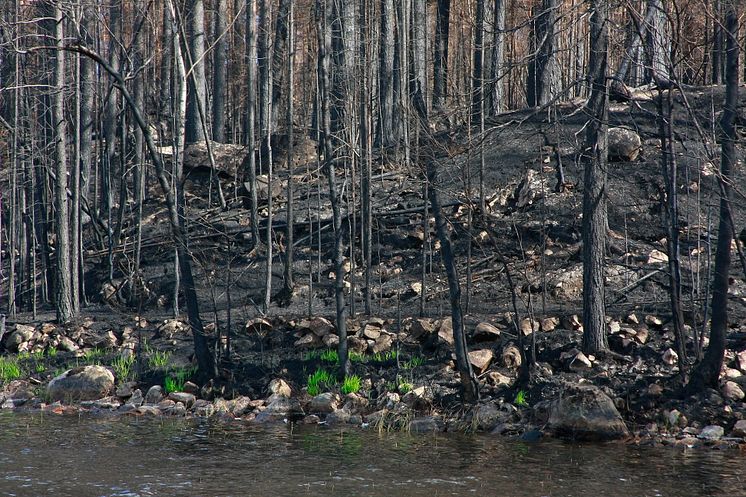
[47,365,115,403]
[546,385,629,441]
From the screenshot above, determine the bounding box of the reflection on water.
[0,411,744,497]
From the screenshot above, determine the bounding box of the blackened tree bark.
[270,0,290,129]
[644,0,670,86]
[67,38,215,378]
[51,2,73,323]
[360,0,373,315]
[377,0,395,147]
[282,1,294,298]
[433,0,450,109]
[687,1,738,393]
[471,0,485,121]
[317,0,350,378]
[527,0,560,107]
[258,0,272,163]
[581,0,609,354]
[212,0,228,142]
[245,0,259,246]
[185,0,207,143]
[411,0,427,109]
[488,0,505,115]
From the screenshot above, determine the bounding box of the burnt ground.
[2,84,746,442]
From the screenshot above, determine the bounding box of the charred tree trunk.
[488,0,506,115]
[212,0,228,142]
[51,2,74,323]
[687,1,738,393]
[270,0,291,129]
[581,0,609,354]
[282,1,294,299]
[185,0,207,143]
[377,0,395,147]
[527,0,560,107]
[433,0,450,109]
[471,0,485,121]
[245,0,259,245]
[411,0,427,110]
[317,0,350,378]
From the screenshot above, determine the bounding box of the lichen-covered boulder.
[47,365,115,403]
[547,385,629,441]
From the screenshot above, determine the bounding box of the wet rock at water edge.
[268,378,292,398]
[168,392,196,408]
[408,416,444,433]
[144,385,165,404]
[546,384,630,441]
[699,425,724,440]
[309,392,340,414]
[730,419,746,438]
[47,365,115,403]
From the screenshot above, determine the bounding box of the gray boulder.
[47,365,115,403]
[546,385,629,441]
[608,127,642,162]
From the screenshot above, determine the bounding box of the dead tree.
[581,0,609,354]
[527,0,560,107]
[686,0,738,393]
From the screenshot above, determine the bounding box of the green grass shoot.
[148,350,172,369]
[307,368,336,396]
[112,354,136,381]
[0,357,23,383]
[341,375,362,395]
[514,389,529,407]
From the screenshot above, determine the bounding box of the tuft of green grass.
[17,351,31,361]
[372,350,398,363]
[47,348,58,358]
[148,350,172,370]
[32,350,45,361]
[306,368,336,396]
[112,354,136,382]
[164,367,197,394]
[398,381,413,394]
[82,348,104,365]
[402,355,424,370]
[341,375,361,395]
[514,389,529,407]
[35,363,46,374]
[0,357,23,383]
[349,351,366,363]
[320,349,339,363]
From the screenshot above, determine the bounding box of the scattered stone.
[519,318,539,336]
[699,425,725,440]
[486,371,512,387]
[634,328,649,344]
[182,381,200,395]
[647,250,669,264]
[256,396,303,421]
[607,320,621,334]
[192,399,215,417]
[347,336,368,355]
[736,350,746,373]
[608,127,642,161]
[326,408,352,425]
[47,365,115,403]
[128,389,144,407]
[560,349,592,371]
[371,334,393,354]
[377,392,400,410]
[309,392,340,414]
[647,383,663,397]
[562,314,583,331]
[541,317,559,332]
[626,313,639,324]
[322,334,339,347]
[343,393,370,414]
[722,381,745,401]
[409,318,437,340]
[724,368,742,379]
[302,414,321,424]
[136,405,162,416]
[294,333,320,349]
[472,404,506,431]
[268,379,292,398]
[408,416,443,433]
[645,315,664,328]
[662,348,678,366]
[144,385,164,404]
[473,322,501,341]
[307,317,334,337]
[244,317,273,334]
[468,349,494,374]
[502,344,522,369]
[158,319,188,338]
[225,396,252,416]
[168,392,196,408]
[730,419,746,437]
[664,409,682,427]
[362,325,381,340]
[547,384,629,441]
[115,382,136,398]
[437,318,454,346]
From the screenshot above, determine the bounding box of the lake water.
[0,412,743,496]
